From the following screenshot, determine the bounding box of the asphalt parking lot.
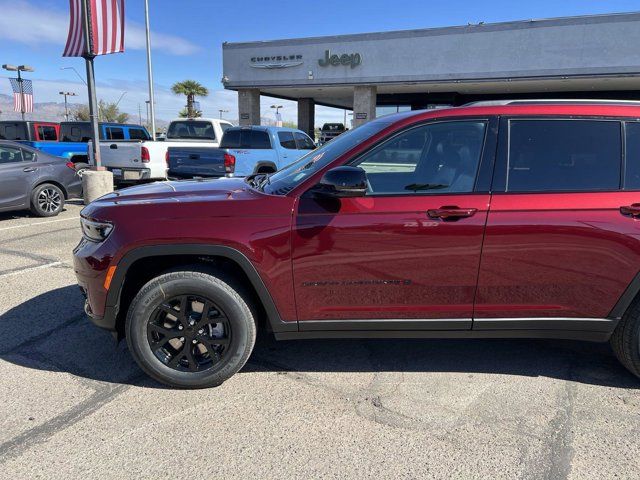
[0,201,639,479]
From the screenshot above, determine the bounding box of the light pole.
[218,109,229,119]
[270,104,283,126]
[59,91,77,121]
[3,64,34,121]
[144,0,156,139]
[60,66,87,85]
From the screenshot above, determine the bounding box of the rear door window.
[128,128,150,141]
[624,122,640,190]
[278,131,297,150]
[294,132,316,150]
[0,123,27,140]
[506,119,621,192]
[167,121,216,140]
[106,127,125,140]
[37,125,58,141]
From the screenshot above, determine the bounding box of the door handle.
[427,206,477,220]
[109,144,118,149]
[620,204,640,217]
[23,167,37,172]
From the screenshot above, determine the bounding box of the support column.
[353,85,377,127]
[238,88,260,126]
[297,98,315,137]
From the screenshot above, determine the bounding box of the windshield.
[262,121,391,195]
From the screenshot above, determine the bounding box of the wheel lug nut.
[189,320,195,326]
[198,329,204,334]
[192,339,197,344]
[179,337,185,342]
[178,325,183,330]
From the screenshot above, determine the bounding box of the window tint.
[0,123,27,140]
[507,120,621,192]
[294,132,316,150]
[37,125,58,141]
[128,128,150,140]
[278,131,297,149]
[167,121,216,140]
[60,124,98,142]
[0,146,24,164]
[625,122,640,189]
[248,130,270,149]
[352,121,486,195]
[219,129,271,149]
[106,127,125,140]
[220,129,240,148]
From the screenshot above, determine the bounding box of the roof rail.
[464,99,640,107]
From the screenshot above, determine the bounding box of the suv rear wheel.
[611,298,640,378]
[125,270,256,388]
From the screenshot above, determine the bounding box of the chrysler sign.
[250,55,303,69]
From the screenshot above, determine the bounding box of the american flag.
[63,0,125,57]
[9,78,33,113]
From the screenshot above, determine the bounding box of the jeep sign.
[318,50,362,68]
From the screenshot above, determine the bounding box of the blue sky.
[1,0,639,123]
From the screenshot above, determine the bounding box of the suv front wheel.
[126,270,256,388]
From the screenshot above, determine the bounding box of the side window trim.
[347,117,495,197]
[494,117,624,194]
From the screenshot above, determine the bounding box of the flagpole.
[80,0,102,168]
[144,0,156,141]
[17,69,24,121]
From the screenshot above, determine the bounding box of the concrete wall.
[222,13,640,89]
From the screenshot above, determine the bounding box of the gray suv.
[0,141,82,217]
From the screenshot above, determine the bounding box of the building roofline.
[223,11,640,49]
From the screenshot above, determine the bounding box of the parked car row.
[0,120,151,177]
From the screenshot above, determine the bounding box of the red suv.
[74,100,640,388]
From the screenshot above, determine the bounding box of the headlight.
[81,217,113,242]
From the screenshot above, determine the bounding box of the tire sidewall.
[126,273,255,388]
[31,183,64,217]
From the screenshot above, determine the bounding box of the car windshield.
[261,121,392,195]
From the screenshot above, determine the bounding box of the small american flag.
[63,0,125,57]
[9,78,33,113]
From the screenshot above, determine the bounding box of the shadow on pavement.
[1,285,638,389]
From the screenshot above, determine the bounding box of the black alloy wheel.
[147,294,231,373]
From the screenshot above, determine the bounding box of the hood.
[93,177,255,206]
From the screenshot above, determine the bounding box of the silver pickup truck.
[89,118,233,184]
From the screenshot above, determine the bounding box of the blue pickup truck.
[166,126,316,180]
[0,121,150,175]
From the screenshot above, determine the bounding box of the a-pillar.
[297,98,315,137]
[353,85,377,127]
[238,88,260,126]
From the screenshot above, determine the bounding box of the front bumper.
[73,237,117,332]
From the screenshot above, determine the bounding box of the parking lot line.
[0,262,63,278]
[0,217,80,232]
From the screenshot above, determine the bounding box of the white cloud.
[0,0,200,56]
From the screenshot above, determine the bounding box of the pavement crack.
[544,376,577,480]
[0,383,130,464]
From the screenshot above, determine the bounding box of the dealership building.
[222,12,640,136]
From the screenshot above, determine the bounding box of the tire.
[74,162,89,178]
[125,270,257,388]
[30,183,64,217]
[611,297,640,378]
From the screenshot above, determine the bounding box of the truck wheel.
[611,297,640,378]
[74,162,89,178]
[30,183,64,217]
[125,270,257,388]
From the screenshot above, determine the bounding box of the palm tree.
[171,80,208,118]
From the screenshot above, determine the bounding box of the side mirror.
[316,166,367,198]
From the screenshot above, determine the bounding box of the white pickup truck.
[89,118,233,184]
